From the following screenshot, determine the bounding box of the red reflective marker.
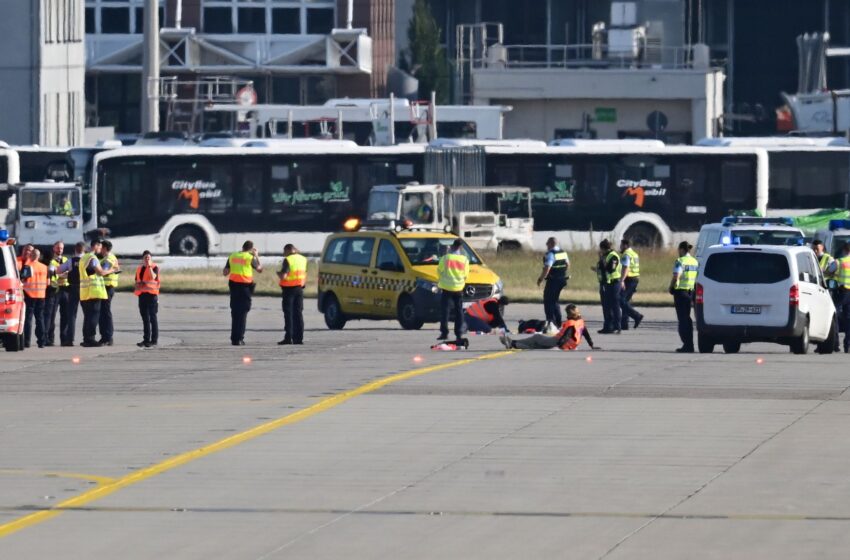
[413,355,423,364]
[242,356,252,365]
[756,357,764,365]
[71,356,81,365]
[586,356,593,363]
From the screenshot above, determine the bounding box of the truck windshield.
[367,191,400,221]
[399,237,482,266]
[497,191,531,218]
[20,189,81,217]
[731,229,804,246]
[401,192,434,224]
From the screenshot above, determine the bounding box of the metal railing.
[485,43,697,70]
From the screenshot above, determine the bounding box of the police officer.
[537,237,569,332]
[670,241,699,353]
[437,239,470,342]
[79,240,111,347]
[44,241,68,347]
[98,240,120,346]
[135,250,160,348]
[223,240,263,346]
[619,238,645,330]
[598,239,622,334]
[22,249,48,348]
[813,239,838,297]
[58,242,85,346]
[277,244,307,345]
[835,242,850,353]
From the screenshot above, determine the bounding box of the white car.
[695,216,805,261]
[696,245,837,354]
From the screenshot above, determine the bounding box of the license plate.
[731,305,762,314]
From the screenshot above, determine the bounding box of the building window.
[85,0,163,35]
[202,0,336,35]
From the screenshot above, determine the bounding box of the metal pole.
[429,90,437,140]
[347,0,353,29]
[175,0,183,29]
[389,93,396,146]
[141,0,160,133]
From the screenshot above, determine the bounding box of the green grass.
[116,250,678,305]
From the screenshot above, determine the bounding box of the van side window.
[344,238,375,267]
[795,252,818,284]
[377,240,403,272]
[323,238,349,263]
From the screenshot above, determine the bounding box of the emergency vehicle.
[317,227,502,330]
[0,229,25,351]
[815,219,850,258]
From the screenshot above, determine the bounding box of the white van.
[695,216,805,261]
[696,245,837,354]
[814,219,850,258]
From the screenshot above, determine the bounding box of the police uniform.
[279,253,308,345]
[437,250,470,340]
[835,254,850,352]
[542,247,569,327]
[225,251,259,345]
[672,254,699,352]
[98,252,119,345]
[79,252,108,346]
[600,250,622,333]
[59,251,83,346]
[45,254,69,346]
[620,247,644,330]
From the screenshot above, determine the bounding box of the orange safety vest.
[466,297,496,323]
[227,251,254,284]
[22,261,48,299]
[556,318,585,351]
[134,265,161,296]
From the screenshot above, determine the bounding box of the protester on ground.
[464,296,510,334]
[500,304,598,350]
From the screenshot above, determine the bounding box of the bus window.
[270,159,353,229]
[582,163,607,204]
[674,162,707,206]
[237,164,264,214]
[153,160,234,216]
[720,161,755,206]
[489,161,520,186]
[100,160,152,227]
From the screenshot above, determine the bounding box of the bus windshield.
[399,237,482,266]
[731,229,804,246]
[19,188,80,216]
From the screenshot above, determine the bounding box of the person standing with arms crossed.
[669,241,699,353]
[276,244,307,346]
[537,237,569,333]
[223,240,263,346]
[437,239,470,343]
[79,240,111,347]
[135,250,160,348]
[98,240,120,346]
[619,238,644,330]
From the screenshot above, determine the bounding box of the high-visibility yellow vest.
[228,251,254,284]
[836,256,850,288]
[437,252,469,292]
[79,253,107,301]
[623,248,640,277]
[674,255,699,291]
[604,251,621,283]
[61,199,73,216]
[101,253,119,288]
[280,253,307,288]
[49,256,69,288]
[819,253,836,278]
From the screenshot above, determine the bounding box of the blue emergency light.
[829,219,850,231]
[721,216,794,227]
[0,229,7,242]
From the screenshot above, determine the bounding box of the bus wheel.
[169,226,208,256]
[624,223,662,248]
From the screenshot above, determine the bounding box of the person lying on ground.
[500,304,598,350]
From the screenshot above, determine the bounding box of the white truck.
[365,183,534,252]
[7,182,84,248]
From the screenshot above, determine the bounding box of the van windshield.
[704,252,790,284]
[399,238,482,266]
[731,229,803,246]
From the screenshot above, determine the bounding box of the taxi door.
[340,235,378,315]
[368,238,409,317]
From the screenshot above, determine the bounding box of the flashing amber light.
[343,217,361,232]
[401,219,414,229]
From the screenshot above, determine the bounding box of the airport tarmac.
[2,295,850,559]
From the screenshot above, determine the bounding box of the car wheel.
[791,325,810,355]
[323,294,347,330]
[397,295,424,330]
[697,333,715,353]
[722,341,741,354]
[816,316,838,354]
[3,334,16,352]
[169,226,208,256]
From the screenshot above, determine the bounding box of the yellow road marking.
[0,350,515,539]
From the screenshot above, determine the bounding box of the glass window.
[85,8,95,33]
[796,252,818,284]
[323,238,348,263]
[401,192,434,224]
[376,240,404,271]
[730,229,804,246]
[367,191,400,220]
[344,237,374,267]
[306,8,334,34]
[204,7,233,33]
[581,163,607,203]
[272,8,300,34]
[199,0,335,34]
[134,6,164,33]
[720,161,755,205]
[399,238,482,266]
[154,160,234,216]
[19,189,81,216]
[237,164,264,213]
[101,7,130,33]
[100,160,152,225]
[238,7,266,33]
[704,252,790,284]
[675,162,707,205]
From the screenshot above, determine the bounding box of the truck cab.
[12,182,83,249]
[365,183,534,252]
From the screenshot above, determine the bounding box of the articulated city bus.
[90,141,425,255]
[92,140,768,254]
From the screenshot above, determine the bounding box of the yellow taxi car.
[317,229,502,329]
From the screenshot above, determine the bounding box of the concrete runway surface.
[2,295,850,559]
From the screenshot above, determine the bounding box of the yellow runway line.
[0,350,515,539]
